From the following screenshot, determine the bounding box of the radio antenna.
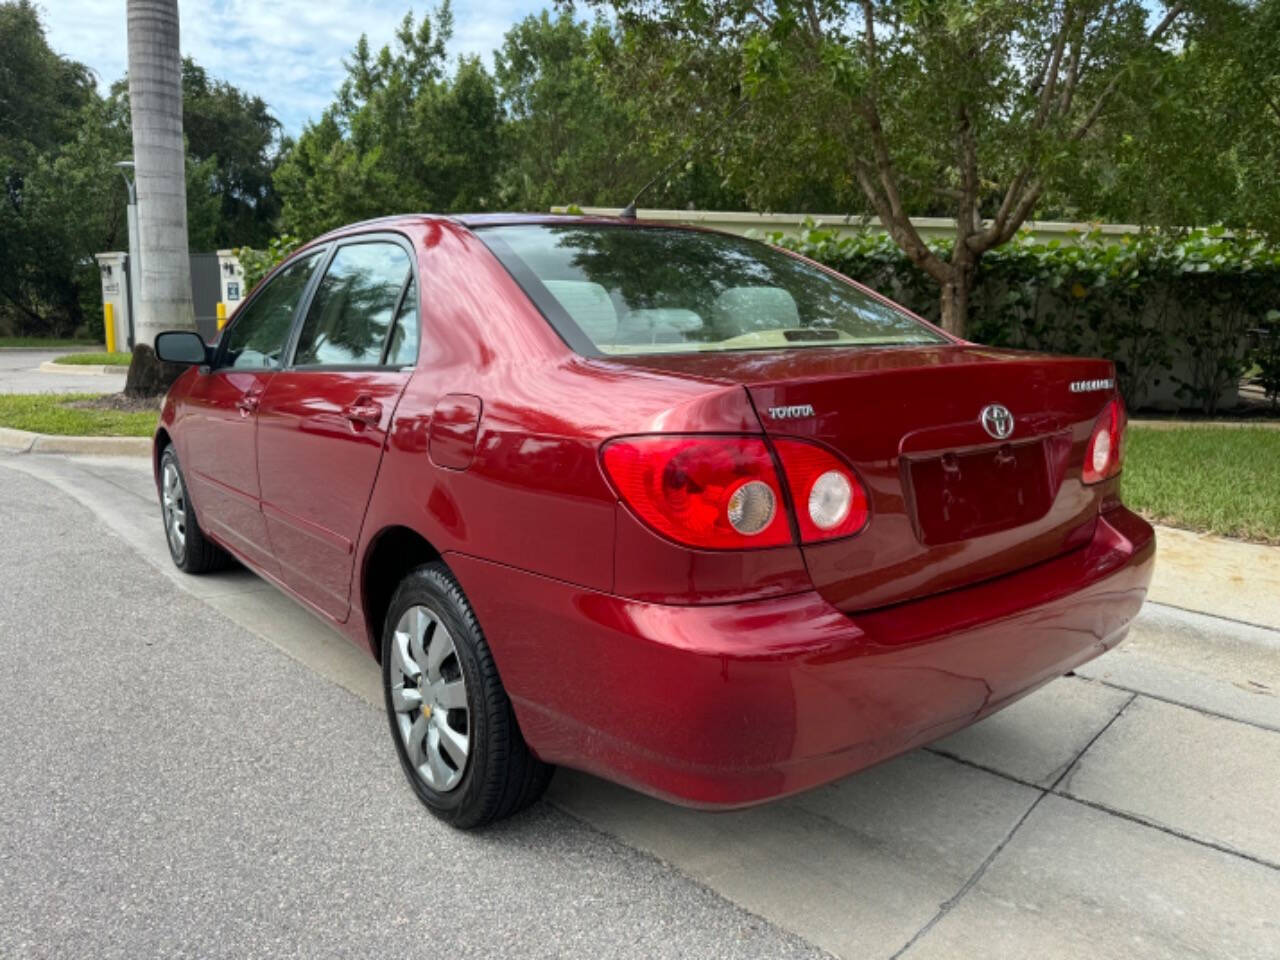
[619,99,750,220]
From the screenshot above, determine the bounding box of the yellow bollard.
[104,302,116,354]
[216,301,228,331]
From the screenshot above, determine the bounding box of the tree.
[180,58,283,247]
[496,12,650,210]
[0,0,96,335]
[494,11,758,212]
[606,0,1193,337]
[109,60,284,250]
[1055,0,1280,239]
[125,0,196,396]
[274,2,502,239]
[1,1,284,344]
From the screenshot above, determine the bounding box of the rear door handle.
[343,398,382,428]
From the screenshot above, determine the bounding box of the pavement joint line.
[926,744,1280,869]
[1146,599,1280,637]
[888,692,1138,960]
[1053,790,1280,873]
[928,692,1280,873]
[1089,677,1280,735]
[923,747,1043,792]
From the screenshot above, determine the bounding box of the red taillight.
[601,436,791,549]
[600,434,871,550]
[773,439,870,542]
[1082,396,1126,484]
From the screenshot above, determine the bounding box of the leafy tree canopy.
[597,0,1219,334]
[275,1,502,239]
[0,0,283,336]
[1052,0,1280,238]
[494,10,746,212]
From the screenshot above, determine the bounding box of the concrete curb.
[0,345,102,353]
[0,426,150,457]
[38,360,126,376]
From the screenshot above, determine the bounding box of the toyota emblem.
[980,403,1014,440]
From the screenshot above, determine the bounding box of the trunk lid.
[612,344,1119,611]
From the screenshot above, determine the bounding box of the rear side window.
[221,251,322,369]
[477,224,944,355]
[384,276,419,367]
[292,241,412,367]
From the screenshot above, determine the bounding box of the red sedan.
[153,214,1154,828]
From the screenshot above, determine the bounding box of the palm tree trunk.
[124,0,195,398]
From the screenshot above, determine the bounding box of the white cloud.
[38,1,543,135]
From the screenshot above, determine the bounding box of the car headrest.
[711,286,800,335]
[543,280,617,344]
[616,308,704,344]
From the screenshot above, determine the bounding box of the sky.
[39,1,544,137]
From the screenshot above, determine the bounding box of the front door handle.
[343,398,382,428]
[235,394,260,416]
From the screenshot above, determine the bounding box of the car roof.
[450,212,629,228]
[308,211,702,244]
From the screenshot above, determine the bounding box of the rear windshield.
[476,224,944,355]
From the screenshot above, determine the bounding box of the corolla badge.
[768,404,815,420]
[980,403,1015,440]
[1069,378,1115,393]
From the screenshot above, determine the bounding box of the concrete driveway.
[3,451,1278,959]
[0,348,125,394]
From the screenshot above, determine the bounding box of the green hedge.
[767,224,1280,414]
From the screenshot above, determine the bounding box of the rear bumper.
[450,506,1155,808]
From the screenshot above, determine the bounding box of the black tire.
[381,563,553,829]
[159,446,232,574]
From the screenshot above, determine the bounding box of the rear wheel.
[382,563,552,828]
[159,446,231,573]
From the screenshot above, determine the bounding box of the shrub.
[1253,310,1280,411]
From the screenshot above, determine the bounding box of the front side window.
[220,251,323,369]
[477,224,945,355]
[292,241,412,367]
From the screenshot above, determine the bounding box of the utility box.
[217,249,245,320]
[95,252,132,350]
[94,248,247,346]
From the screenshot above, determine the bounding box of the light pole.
[114,160,141,349]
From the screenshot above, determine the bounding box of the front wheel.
[159,447,231,573]
[382,563,552,828]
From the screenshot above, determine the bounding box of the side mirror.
[154,330,210,366]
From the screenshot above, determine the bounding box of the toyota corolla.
[152,214,1155,828]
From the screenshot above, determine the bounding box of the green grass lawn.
[0,337,101,349]
[52,352,132,366]
[1124,426,1280,543]
[0,393,156,437]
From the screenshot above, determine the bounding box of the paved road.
[0,349,125,394]
[3,451,1279,959]
[0,463,823,960]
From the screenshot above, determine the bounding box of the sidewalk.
[1148,525,1280,631]
[2,450,1277,960]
